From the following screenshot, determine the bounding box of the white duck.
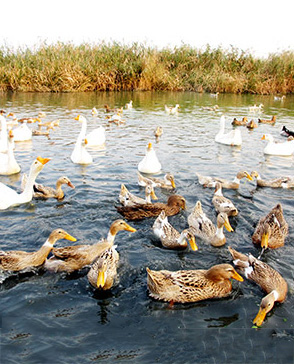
[261,134,294,156]
[125,100,133,109]
[0,156,50,210]
[0,115,8,153]
[13,120,33,142]
[165,104,180,114]
[249,104,264,113]
[71,138,93,165]
[74,114,106,147]
[0,130,20,175]
[138,142,161,174]
[215,116,242,146]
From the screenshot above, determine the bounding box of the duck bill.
[97,271,105,288]
[171,179,176,188]
[224,217,234,232]
[253,307,267,327]
[68,182,75,189]
[151,188,158,200]
[261,232,269,249]
[232,270,243,282]
[245,172,253,181]
[188,236,198,251]
[37,156,51,165]
[147,142,153,150]
[124,223,137,233]
[74,115,80,121]
[261,135,266,140]
[64,233,77,242]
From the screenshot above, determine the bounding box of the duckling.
[146,263,243,303]
[119,183,158,207]
[212,182,238,217]
[45,220,136,273]
[250,171,289,188]
[152,211,198,251]
[231,117,248,126]
[258,115,276,124]
[228,246,288,326]
[116,194,186,221]
[0,229,76,272]
[196,170,252,189]
[137,171,176,189]
[252,203,288,252]
[246,119,258,129]
[165,104,180,114]
[31,176,75,200]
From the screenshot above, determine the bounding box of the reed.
[0,42,293,94]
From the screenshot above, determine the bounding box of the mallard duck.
[0,229,76,272]
[212,182,238,216]
[22,175,75,200]
[250,171,289,188]
[45,220,136,273]
[116,195,186,221]
[119,183,157,207]
[261,133,294,156]
[154,126,163,140]
[196,170,252,189]
[0,115,8,153]
[0,130,20,175]
[215,116,242,146]
[188,201,233,246]
[246,119,258,129]
[249,104,263,113]
[228,246,288,326]
[138,142,161,174]
[87,245,119,290]
[71,138,93,165]
[74,114,106,147]
[258,115,276,124]
[152,211,198,251]
[280,125,294,137]
[146,263,243,303]
[137,171,176,189]
[252,203,288,251]
[232,117,248,126]
[0,156,50,210]
[125,100,133,109]
[165,104,180,114]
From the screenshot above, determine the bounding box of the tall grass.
[0,42,293,94]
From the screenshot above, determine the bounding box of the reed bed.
[0,42,293,94]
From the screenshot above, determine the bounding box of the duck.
[252,203,288,252]
[6,112,19,128]
[165,104,180,114]
[91,107,98,116]
[146,263,243,303]
[22,175,75,200]
[258,115,276,125]
[274,95,286,101]
[45,220,136,273]
[71,138,93,165]
[13,120,34,142]
[125,100,133,109]
[138,142,161,174]
[250,171,289,188]
[231,117,248,126]
[212,182,238,216]
[107,111,125,125]
[246,119,258,129]
[154,126,163,140]
[116,194,186,221]
[0,229,76,272]
[261,133,294,156]
[104,104,123,113]
[74,114,106,147]
[0,156,50,210]
[119,183,158,207]
[215,116,242,146]
[280,125,294,137]
[249,104,264,113]
[0,115,8,152]
[87,244,119,290]
[228,246,288,326]
[196,170,252,189]
[210,92,219,98]
[152,211,198,251]
[201,105,219,111]
[137,171,176,189]
[0,130,20,175]
[187,201,233,246]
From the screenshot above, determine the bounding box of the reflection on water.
[1,91,294,363]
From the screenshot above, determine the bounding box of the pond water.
[0,91,294,363]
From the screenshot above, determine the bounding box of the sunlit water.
[0,91,294,363]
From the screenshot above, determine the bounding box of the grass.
[0,42,293,94]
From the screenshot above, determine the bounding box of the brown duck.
[228,246,287,326]
[231,117,248,126]
[116,194,186,220]
[246,119,258,129]
[258,115,276,124]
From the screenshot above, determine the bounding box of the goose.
[212,182,238,216]
[261,134,294,156]
[0,115,8,152]
[0,156,50,210]
[228,246,287,326]
[13,121,33,142]
[146,263,243,303]
[74,114,105,147]
[196,170,252,189]
[0,130,20,175]
[152,210,198,251]
[215,116,242,146]
[71,138,93,165]
[0,229,76,272]
[165,104,180,114]
[138,142,161,174]
[137,171,176,189]
[119,183,158,207]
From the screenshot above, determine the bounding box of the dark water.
[0,91,294,364]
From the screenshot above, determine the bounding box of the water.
[0,91,294,363]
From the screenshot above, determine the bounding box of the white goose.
[74,114,106,147]
[138,142,161,174]
[0,130,20,175]
[0,115,8,153]
[0,156,50,210]
[71,138,93,165]
[262,134,294,156]
[13,120,33,142]
[215,116,242,146]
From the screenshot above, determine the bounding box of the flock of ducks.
[0,99,292,328]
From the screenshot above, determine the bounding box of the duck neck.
[106,231,117,246]
[30,238,55,266]
[55,180,65,199]
[176,232,187,246]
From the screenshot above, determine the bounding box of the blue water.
[0,91,294,363]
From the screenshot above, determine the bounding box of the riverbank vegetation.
[0,42,293,94]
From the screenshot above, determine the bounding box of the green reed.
[0,42,293,94]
